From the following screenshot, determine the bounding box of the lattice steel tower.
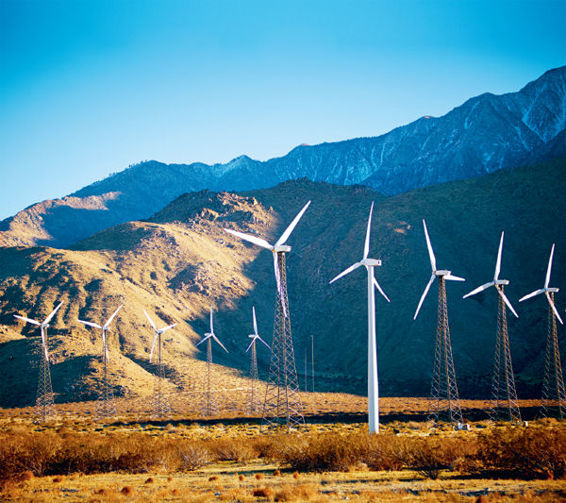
[489,288,521,422]
[541,293,566,418]
[14,303,63,423]
[428,277,463,424]
[262,251,305,431]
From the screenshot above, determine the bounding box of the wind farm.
[1,3,566,497]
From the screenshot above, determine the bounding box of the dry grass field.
[0,396,564,502]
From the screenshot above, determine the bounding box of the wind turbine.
[224,201,310,431]
[78,305,123,418]
[245,306,270,413]
[519,244,565,418]
[463,231,521,422]
[143,309,177,418]
[413,220,465,425]
[329,201,390,434]
[14,302,63,422]
[196,306,228,416]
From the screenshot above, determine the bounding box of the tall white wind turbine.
[78,305,123,362]
[246,306,270,413]
[329,202,390,434]
[144,310,178,363]
[14,302,63,421]
[224,201,311,317]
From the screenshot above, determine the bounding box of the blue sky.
[1,0,564,219]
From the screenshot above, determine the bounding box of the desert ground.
[0,393,564,502]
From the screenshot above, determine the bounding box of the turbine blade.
[257,335,271,350]
[497,287,519,318]
[252,306,258,336]
[414,274,436,320]
[245,338,255,353]
[159,323,177,334]
[212,334,229,353]
[105,345,109,362]
[519,288,545,302]
[372,277,391,303]
[463,281,494,299]
[225,228,273,250]
[43,302,63,325]
[41,326,49,362]
[209,307,214,334]
[494,231,504,280]
[273,253,287,317]
[275,200,311,246]
[445,274,466,282]
[195,334,211,347]
[545,244,555,289]
[14,315,41,326]
[545,291,564,325]
[422,219,436,271]
[143,309,158,331]
[103,305,123,330]
[363,202,375,260]
[149,333,158,362]
[329,262,361,284]
[78,319,103,329]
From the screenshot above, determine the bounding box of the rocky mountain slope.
[0,157,564,406]
[2,67,564,249]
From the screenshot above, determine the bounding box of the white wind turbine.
[463,231,521,422]
[14,302,63,421]
[78,305,122,417]
[246,306,270,413]
[78,305,123,362]
[413,219,465,425]
[413,220,465,320]
[14,302,63,362]
[196,306,229,416]
[463,231,519,317]
[329,201,390,434]
[143,309,177,417]
[224,201,311,317]
[519,244,563,324]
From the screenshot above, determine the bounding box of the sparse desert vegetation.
[0,402,564,502]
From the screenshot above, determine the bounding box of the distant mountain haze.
[0,157,564,405]
[1,67,564,249]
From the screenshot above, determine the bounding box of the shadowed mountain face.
[0,157,564,406]
[1,67,565,248]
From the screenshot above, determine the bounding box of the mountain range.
[1,67,565,249]
[0,156,564,406]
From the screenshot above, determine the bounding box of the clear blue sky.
[1,0,564,219]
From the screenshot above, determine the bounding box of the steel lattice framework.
[489,287,521,422]
[247,341,260,413]
[428,276,463,424]
[35,335,56,423]
[95,350,117,419]
[151,334,171,419]
[203,337,218,416]
[541,292,566,418]
[262,252,305,432]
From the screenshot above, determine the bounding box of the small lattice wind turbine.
[143,309,177,418]
[329,201,390,434]
[78,305,123,417]
[519,244,565,418]
[245,306,270,413]
[14,302,63,422]
[413,220,465,425]
[196,306,228,416]
[463,231,521,422]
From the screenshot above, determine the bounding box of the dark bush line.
[0,423,564,485]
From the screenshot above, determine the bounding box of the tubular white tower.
[329,202,390,434]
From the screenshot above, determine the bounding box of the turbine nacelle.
[361,258,382,267]
[272,245,291,253]
[495,279,510,286]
